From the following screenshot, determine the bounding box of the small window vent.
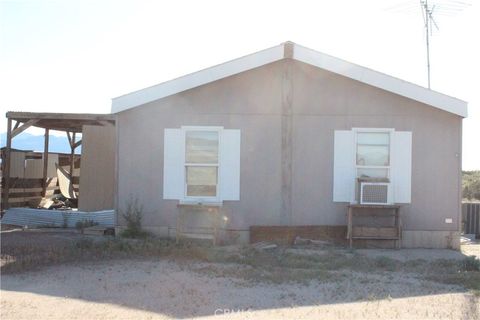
[360,182,390,205]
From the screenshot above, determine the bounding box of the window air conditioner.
[360,182,391,205]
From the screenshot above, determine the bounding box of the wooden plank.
[6,112,114,133]
[352,226,398,238]
[348,206,352,248]
[2,118,12,210]
[249,225,347,245]
[348,204,401,209]
[8,191,43,198]
[24,151,43,159]
[396,207,402,249]
[9,187,59,193]
[2,177,58,189]
[8,196,43,203]
[69,132,76,177]
[350,210,399,217]
[7,111,115,121]
[42,128,49,196]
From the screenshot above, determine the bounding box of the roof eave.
[111,44,286,113]
[111,42,468,118]
[293,44,468,118]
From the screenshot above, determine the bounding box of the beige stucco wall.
[115,59,462,246]
[78,125,116,211]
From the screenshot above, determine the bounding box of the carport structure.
[1,111,115,211]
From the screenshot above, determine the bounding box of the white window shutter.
[219,129,241,201]
[163,129,185,200]
[391,131,412,203]
[333,130,355,202]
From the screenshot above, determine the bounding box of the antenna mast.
[386,1,470,90]
[421,0,438,89]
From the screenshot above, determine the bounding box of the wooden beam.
[69,132,76,178]
[97,120,115,127]
[13,121,20,131]
[2,118,12,211]
[42,128,50,197]
[7,111,115,121]
[11,119,39,138]
[5,112,115,133]
[72,139,82,149]
[66,131,73,148]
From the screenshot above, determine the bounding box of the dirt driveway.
[1,258,478,320]
[1,228,479,320]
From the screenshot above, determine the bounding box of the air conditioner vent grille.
[360,183,389,205]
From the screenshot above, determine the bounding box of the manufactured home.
[108,42,467,248]
[2,42,467,248]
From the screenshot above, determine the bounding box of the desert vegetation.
[463,170,480,201]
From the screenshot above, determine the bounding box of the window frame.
[181,126,223,203]
[353,128,394,180]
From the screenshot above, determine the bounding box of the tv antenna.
[385,0,471,89]
[421,0,438,89]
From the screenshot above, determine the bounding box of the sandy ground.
[1,257,479,320]
[1,228,479,319]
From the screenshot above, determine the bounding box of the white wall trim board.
[111,42,467,118]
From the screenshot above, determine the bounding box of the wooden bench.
[347,204,402,248]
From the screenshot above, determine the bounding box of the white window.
[185,129,219,199]
[333,128,412,204]
[163,126,241,203]
[355,130,392,180]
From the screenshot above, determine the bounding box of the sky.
[0,0,478,170]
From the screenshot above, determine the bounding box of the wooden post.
[2,118,12,211]
[42,128,49,197]
[396,207,402,249]
[69,132,76,179]
[347,206,353,248]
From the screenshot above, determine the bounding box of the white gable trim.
[111,44,285,113]
[111,42,467,117]
[293,44,467,118]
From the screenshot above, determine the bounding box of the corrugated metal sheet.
[463,202,480,236]
[1,208,114,228]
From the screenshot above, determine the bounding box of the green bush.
[120,198,148,238]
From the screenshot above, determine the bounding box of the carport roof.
[6,111,116,134]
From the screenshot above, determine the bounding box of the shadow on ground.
[1,228,479,319]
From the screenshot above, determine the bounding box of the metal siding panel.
[78,125,115,211]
